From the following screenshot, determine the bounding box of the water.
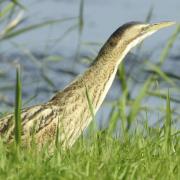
[0,0,180,127]
[2,0,180,53]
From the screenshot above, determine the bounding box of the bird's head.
[98,21,176,61]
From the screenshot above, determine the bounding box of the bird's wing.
[0,103,61,143]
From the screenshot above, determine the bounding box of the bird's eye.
[109,40,117,47]
[141,27,146,31]
[140,27,147,34]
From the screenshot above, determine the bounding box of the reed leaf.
[164,72,180,81]
[75,0,84,60]
[1,17,76,40]
[145,62,176,86]
[0,2,14,18]
[51,23,78,49]
[159,24,180,65]
[79,0,84,35]
[44,55,64,62]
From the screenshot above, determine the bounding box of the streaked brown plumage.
[0,21,175,148]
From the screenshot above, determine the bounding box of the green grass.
[0,118,179,179]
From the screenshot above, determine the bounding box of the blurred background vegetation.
[0,0,180,131]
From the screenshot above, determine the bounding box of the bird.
[0,21,175,148]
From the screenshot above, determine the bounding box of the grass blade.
[118,63,128,93]
[0,3,14,19]
[163,90,172,154]
[107,106,119,135]
[85,86,96,136]
[14,64,22,146]
[55,118,60,148]
[118,90,128,139]
[127,77,152,130]
[145,6,153,23]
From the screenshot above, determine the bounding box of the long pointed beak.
[148,21,176,32]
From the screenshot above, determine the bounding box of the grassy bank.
[0,124,179,179]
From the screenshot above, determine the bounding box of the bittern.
[0,21,175,148]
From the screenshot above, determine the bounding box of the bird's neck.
[82,47,128,113]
